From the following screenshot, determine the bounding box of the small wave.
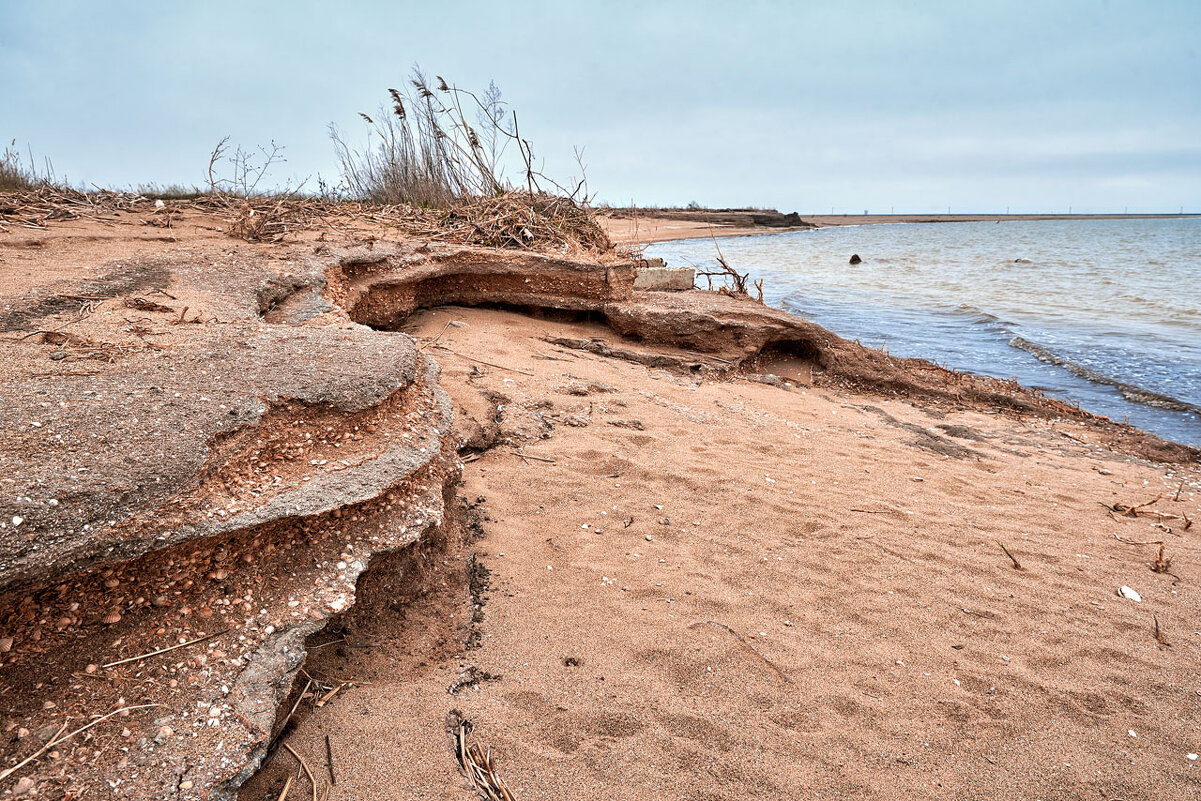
[954,304,1011,327]
[1009,336,1200,414]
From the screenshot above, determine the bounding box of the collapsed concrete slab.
[0,242,461,799]
[633,258,695,291]
[326,244,638,330]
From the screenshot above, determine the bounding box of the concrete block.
[635,260,695,291]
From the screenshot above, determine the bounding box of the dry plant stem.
[691,621,792,684]
[697,226,751,294]
[509,451,555,464]
[266,678,313,761]
[324,734,337,786]
[0,704,160,782]
[314,684,343,707]
[431,345,536,376]
[275,772,295,801]
[1105,496,1194,529]
[1154,615,1171,646]
[1152,544,1172,573]
[453,715,516,801]
[420,320,456,350]
[997,541,1023,570]
[283,743,320,801]
[102,629,228,669]
[0,721,66,784]
[1113,533,1164,546]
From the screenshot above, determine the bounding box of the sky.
[2,0,1198,214]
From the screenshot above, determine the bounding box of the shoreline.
[613,211,1200,447]
[602,211,1200,245]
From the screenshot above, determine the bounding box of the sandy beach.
[245,304,1201,800]
[0,198,1197,801]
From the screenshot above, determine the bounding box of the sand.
[240,305,1200,801]
[1,201,1198,800]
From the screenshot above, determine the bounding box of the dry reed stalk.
[451,712,516,801]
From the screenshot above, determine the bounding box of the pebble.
[13,776,35,796]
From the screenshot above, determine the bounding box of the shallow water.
[646,218,1201,446]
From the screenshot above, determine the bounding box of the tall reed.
[331,68,540,207]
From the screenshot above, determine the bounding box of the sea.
[645,218,1201,447]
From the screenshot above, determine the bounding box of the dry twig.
[282,743,319,801]
[451,712,515,801]
[1152,544,1173,574]
[1104,496,1193,530]
[102,629,228,669]
[1154,615,1171,646]
[324,734,337,786]
[997,541,1023,570]
[0,704,160,782]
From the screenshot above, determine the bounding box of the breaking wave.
[1008,336,1200,415]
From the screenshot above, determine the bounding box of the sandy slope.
[241,305,1201,801]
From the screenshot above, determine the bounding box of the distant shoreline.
[601,209,1200,245]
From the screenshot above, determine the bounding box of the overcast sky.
[2,0,1198,213]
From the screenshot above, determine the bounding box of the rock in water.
[849,254,862,265]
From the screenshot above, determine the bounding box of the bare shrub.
[697,234,762,299]
[203,137,304,241]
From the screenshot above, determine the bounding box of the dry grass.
[437,192,610,251]
[0,185,613,254]
[331,69,515,207]
[0,142,50,193]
